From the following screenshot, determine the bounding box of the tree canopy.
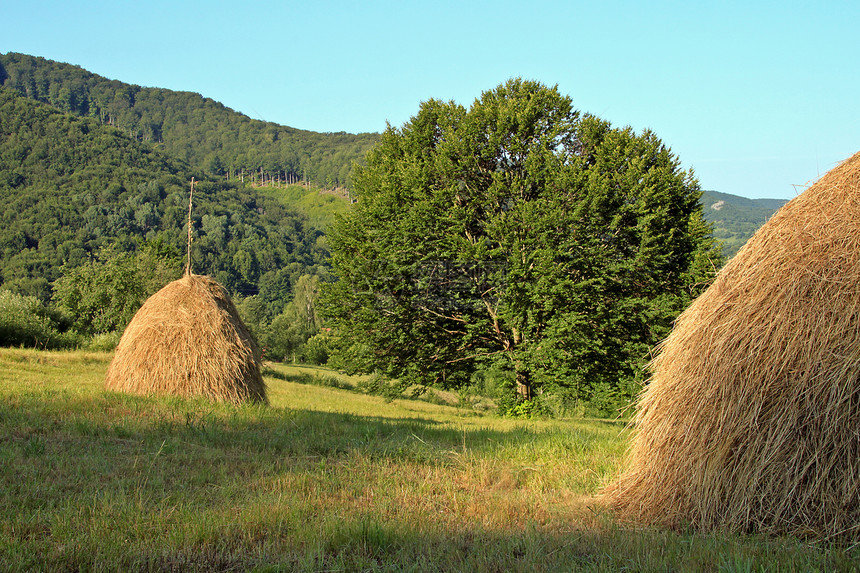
[321,79,721,408]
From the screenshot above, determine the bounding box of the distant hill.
[0,87,326,309]
[700,190,789,258]
[0,52,379,189]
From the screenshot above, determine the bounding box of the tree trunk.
[516,368,532,401]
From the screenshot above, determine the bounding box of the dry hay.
[604,151,860,540]
[105,274,267,405]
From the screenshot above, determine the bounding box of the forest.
[0,52,379,189]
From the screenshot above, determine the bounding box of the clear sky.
[2,0,857,199]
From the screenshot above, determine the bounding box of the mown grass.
[1,348,857,572]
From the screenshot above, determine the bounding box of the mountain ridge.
[0,52,380,189]
[700,190,788,257]
[1,52,790,270]
[0,86,326,309]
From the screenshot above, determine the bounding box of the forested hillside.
[700,190,788,257]
[0,52,379,188]
[0,87,327,310]
[0,52,786,262]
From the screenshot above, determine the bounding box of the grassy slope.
[258,184,351,231]
[1,349,854,572]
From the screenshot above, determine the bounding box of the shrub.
[86,331,122,352]
[356,374,404,401]
[0,290,79,349]
[301,333,331,365]
[52,243,182,336]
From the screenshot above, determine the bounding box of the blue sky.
[2,0,857,199]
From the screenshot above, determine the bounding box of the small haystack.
[605,151,860,540]
[105,274,267,404]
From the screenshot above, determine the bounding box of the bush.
[301,332,331,365]
[0,290,79,349]
[86,331,122,352]
[52,243,182,336]
[356,374,404,401]
[580,381,632,419]
[506,399,544,419]
[534,389,585,419]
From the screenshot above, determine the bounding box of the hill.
[700,190,789,258]
[0,52,379,189]
[0,51,792,291]
[258,184,352,231]
[0,52,790,262]
[0,87,326,309]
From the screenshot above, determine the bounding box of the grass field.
[1,348,856,572]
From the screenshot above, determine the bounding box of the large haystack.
[105,274,267,404]
[605,151,860,540]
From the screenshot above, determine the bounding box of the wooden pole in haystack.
[186,177,194,276]
[104,176,267,405]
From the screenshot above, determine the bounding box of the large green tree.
[322,79,720,404]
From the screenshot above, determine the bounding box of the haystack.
[605,151,860,540]
[105,274,267,405]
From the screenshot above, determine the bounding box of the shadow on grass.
[262,365,354,391]
[0,387,623,468]
[262,363,466,409]
[0,391,853,572]
[590,418,628,428]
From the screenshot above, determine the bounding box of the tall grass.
[0,348,855,571]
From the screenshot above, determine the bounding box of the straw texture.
[105,274,267,404]
[605,151,860,540]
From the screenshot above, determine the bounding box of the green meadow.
[1,348,854,572]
